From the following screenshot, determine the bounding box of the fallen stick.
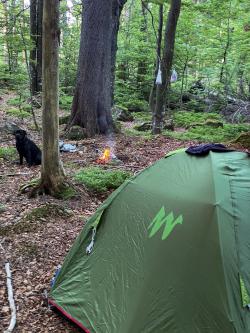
[0,172,31,177]
[4,262,17,333]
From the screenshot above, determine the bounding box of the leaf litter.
[0,96,197,332]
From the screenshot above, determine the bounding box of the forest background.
[0,0,250,144]
[0,0,250,332]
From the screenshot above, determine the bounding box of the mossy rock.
[66,125,86,140]
[113,106,134,122]
[0,121,21,134]
[59,114,70,125]
[189,119,223,129]
[163,119,174,131]
[204,119,224,128]
[134,122,152,131]
[234,132,250,148]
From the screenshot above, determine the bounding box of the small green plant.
[132,112,151,122]
[7,97,23,106]
[6,108,31,118]
[75,166,131,192]
[0,147,17,160]
[59,95,73,110]
[22,103,32,112]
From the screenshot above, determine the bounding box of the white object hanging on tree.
[170,69,178,83]
[155,63,162,85]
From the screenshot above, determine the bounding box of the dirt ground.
[0,93,195,332]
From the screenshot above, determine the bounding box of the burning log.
[97,148,111,164]
[96,147,122,165]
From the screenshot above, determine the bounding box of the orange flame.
[97,148,111,164]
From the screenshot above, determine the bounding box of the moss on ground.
[0,203,73,236]
[128,111,250,143]
[75,166,131,192]
[6,107,31,118]
[0,147,17,160]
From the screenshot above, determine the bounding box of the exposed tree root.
[28,177,77,199]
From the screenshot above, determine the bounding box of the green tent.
[49,150,250,333]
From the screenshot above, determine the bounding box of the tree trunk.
[111,0,127,105]
[149,4,163,112]
[37,0,43,92]
[30,0,43,96]
[152,0,181,134]
[40,0,65,195]
[219,0,231,93]
[137,2,149,100]
[68,0,115,137]
[30,0,37,95]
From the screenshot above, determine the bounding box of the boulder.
[134,122,152,131]
[234,132,250,148]
[189,119,223,129]
[0,121,22,134]
[65,126,86,140]
[163,119,174,131]
[59,114,70,125]
[113,107,134,122]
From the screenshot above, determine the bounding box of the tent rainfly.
[49,148,250,333]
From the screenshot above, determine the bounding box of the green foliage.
[75,167,131,192]
[132,112,151,122]
[0,147,17,160]
[56,185,77,200]
[59,94,73,110]
[7,97,21,106]
[164,123,250,143]
[174,111,222,127]
[6,108,31,118]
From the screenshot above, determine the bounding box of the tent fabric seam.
[210,152,235,324]
[48,299,91,333]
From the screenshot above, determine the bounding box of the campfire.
[97,147,111,164]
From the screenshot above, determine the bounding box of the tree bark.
[152,0,181,134]
[30,0,43,95]
[40,0,65,195]
[149,4,163,112]
[37,0,43,91]
[68,0,115,137]
[30,0,37,94]
[111,0,127,105]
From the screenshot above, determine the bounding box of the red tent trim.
[49,299,91,333]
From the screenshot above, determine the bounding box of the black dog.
[14,129,41,167]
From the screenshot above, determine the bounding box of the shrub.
[75,167,131,192]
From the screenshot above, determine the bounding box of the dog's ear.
[22,130,27,136]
